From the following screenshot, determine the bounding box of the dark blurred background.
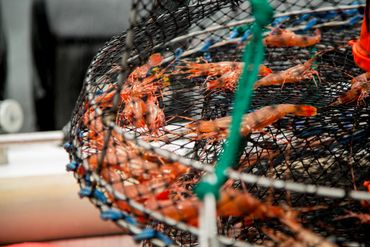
[0,0,131,132]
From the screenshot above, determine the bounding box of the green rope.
[195,0,274,200]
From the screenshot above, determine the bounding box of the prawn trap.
[67,0,370,246]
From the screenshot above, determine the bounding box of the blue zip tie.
[134,228,173,246]
[304,18,318,31]
[63,142,73,151]
[272,16,289,27]
[100,209,137,225]
[66,160,78,172]
[348,14,362,25]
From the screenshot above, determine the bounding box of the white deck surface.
[0,141,68,178]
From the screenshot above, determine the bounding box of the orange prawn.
[145,95,166,134]
[206,64,272,91]
[143,188,286,227]
[185,104,317,140]
[178,61,271,78]
[330,72,370,106]
[127,53,163,83]
[336,211,370,225]
[119,96,147,128]
[99,155,190,219]
[87,135,189,183]
[264,28,321,48]
[365,181,370,193]
[254,57,319,89]
[176,61,272,91]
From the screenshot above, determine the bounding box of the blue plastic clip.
[272,16,289,27]
[63,142,73,151]
[348,14,362,25]
[101,208,137,225]
[304,18,318,31]
[228,29,240,39]
[200,38,216,62]
[134,228,173,246]
[79,186,93,198]
[93,189,108,204]
[240,29,252,42]
[200,38,215,52]
[344,1,360,16]
[79,187,108,204]
[66,160,78,172]
[319,11,337,21]
[293,13,311,25]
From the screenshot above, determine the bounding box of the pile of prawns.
[79,26,370,245]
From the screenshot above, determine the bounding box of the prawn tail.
[294,105,317,117]
[259,65,273,76]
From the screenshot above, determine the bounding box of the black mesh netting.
[66,1,370,246]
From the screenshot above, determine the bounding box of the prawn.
[280,218,338,247]
[264,28,321,48]
[176,61,272,91]
[119,96,147,128]
[254,57,319,89]
[185,104,317,140]
[145,95,166,134]
[206,64,272,91]
[335,211,370,225]
[330,72,370,106]
[144,188,286,227]
[127,53,163,83]
[178,61,271,78]
[100,159,190,219]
